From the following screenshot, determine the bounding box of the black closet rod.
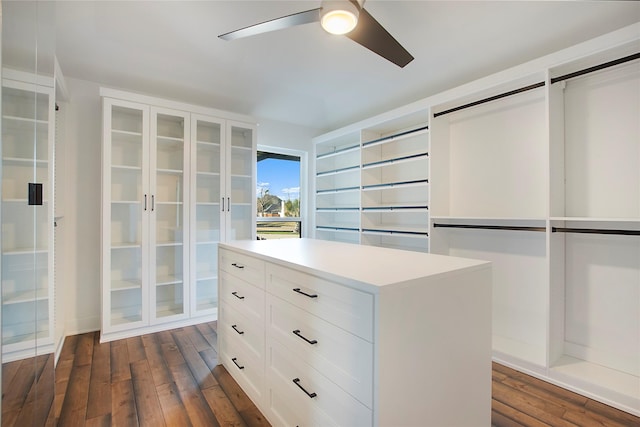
[433,223,546,232]
[552,227,640,236]
[433,82,545,118]
[550,52,640,84]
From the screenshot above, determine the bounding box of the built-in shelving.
[313,25,640,416]
[314,111,430,252]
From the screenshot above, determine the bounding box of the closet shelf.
[362,152,428,169]
[433,223,546,233]
[361,125,429,147]
[316,165,360,177]
[157,135,184,143]
[317,207,360,212]
[362,179,428,190]
[552,227,640,236]
[112,129,142,137]
[156,168,183,175]
[3,157,48,166]
[316,186,360,195]
[156,275,183,286]
[362,205,428,212]
[111,279,142,291]
[316,225,359,233]
[361,228,428,237]
[112,164,142,171]
[316,144,360,160]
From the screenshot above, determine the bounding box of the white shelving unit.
[314,110,430,252]
[191,114,223,317]
[546,41,640,413]
[428,41,639,414]
[315,131,361,244]
[1,77,56,362]
[101,89,256,342]
[360,113,429,252]
[313,24,640,416]
[430,75,549,367]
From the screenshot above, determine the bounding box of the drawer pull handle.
[231,357,245,370]
[293,378,317,398]
[231,263,245,269]
[293,329,317,345]
[231,324,244,335]
[292,288,318,299]
[231,291,245,300]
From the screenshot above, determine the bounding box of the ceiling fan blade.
[345,7,414,68]
[219,8,321,41]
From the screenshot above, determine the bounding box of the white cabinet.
[218,239,492,426]
[1,76,56,362]
[101,90,256,342]
[314,110,430,252]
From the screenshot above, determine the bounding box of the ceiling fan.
[218,0,414,68]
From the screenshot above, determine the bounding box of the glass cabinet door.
[151,109,189,322]
[190,115,223,316]
[227,121,256,241]
[105,100,148,328]
[1,81,54,356]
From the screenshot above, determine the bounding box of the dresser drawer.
[220,270,264,323]
[220,248,265,289]
[220,333,264,407]
[266,337,372,427]
[219,300,264,363]
[267,294,373,407]
[266,263,374,341]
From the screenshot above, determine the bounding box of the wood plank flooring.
[492,362,639,427]
[3,322,639,426]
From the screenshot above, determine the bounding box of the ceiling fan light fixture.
[320,1,359,35]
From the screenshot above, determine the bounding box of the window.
[257,149,303,239]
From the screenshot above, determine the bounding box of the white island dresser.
[218,238,492,426]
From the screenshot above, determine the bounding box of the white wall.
[62,77,103,334]
[60,77,318,334]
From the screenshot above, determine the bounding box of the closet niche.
[1,1,58,424]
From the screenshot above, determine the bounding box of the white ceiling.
[8,1,640,133]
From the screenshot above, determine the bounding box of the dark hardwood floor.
[3,322,639,426]
[491,363,639,427]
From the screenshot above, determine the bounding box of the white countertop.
[220,238,490,289]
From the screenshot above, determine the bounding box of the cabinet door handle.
[231,291,245,300]
[231,324,244,335]
[231,263,245,269]
[144,194,147,211]
[221,197,225,212]
[292,378,317,398]
[227,197,230,212]
[231,357,244,370]
[151,195,155,211]
[292,288,318,299]
[292,329,317,345]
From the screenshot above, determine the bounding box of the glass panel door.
[228,122,255,241]
[151,109,189,321]
[1,82,52,353]
[191,115,223,316]
[108,102,147,327]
